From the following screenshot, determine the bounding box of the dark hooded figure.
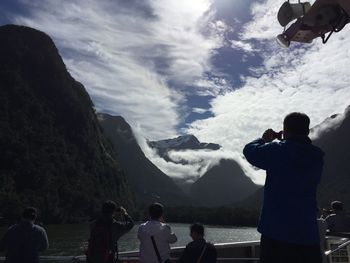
[179,223,216,263]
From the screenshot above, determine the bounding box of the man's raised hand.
[262,129,282,142]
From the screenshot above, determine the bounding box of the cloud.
[11,0,226,139]
[186,1,350,185]
[133,130,209,180]
[310,110,347,140]
[134,128,237,181]
[137,132,264,185]
[241,0,284,41]
[230,40,256,53]
[193,77,230,96]
[192,108,208,114]
[8,0,350,185]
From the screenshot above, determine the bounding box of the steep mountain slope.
[313,106,350,210]
[98,114,190,206]
[190,159,259,207]
[236,187,264,210]
[0,25,133,222]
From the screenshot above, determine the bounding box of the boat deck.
[1,234,350,262]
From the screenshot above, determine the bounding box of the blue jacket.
[243,137,324,245]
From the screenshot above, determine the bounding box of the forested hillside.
[0,25,133,223]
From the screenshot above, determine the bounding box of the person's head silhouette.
[22,207,37,223]
[283,112,310,139]
[149,203,164,221]
[190,223,204,241]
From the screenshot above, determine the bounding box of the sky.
[2,0,350,185]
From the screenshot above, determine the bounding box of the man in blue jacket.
[243,112,324,263]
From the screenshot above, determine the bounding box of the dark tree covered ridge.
[0,25,134,223]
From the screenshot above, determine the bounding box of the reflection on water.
[0,223,260,256]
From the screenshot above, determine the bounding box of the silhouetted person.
[86,200,134,263]
[243,112,324,263]
[0,207,49,263]
[326,201,350,232]
[138,203,177,263]
[179,223,217,263]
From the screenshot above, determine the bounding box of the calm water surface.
[0,223,260,256]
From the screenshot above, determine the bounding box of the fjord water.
[0,223,259,256]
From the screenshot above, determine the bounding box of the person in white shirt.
[138,203,177,263]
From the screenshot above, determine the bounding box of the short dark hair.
[22,207,37,221]
[102,200,117,215]
[283,112,310,136]
[149,203,163,220]
[190,223,204,236]
[331,201,343,211]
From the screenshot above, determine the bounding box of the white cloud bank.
[13,0,226,139]
[9,0,350,185]
[134,129,235,182]
[187,0,350,185]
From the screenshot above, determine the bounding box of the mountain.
[149,135,258,206]
[0,25,133,222]
[236,187,264,211]
[190,159,260,207]
[98,114,190,206]
[313,106,350,210]
[148,135,220,162]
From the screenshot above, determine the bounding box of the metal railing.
[0,240,261,262]
[0,256,80,262]
[5,235,350,263]
[0,256,260,262]
[0,255,260,262]
[325,239,350,257]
